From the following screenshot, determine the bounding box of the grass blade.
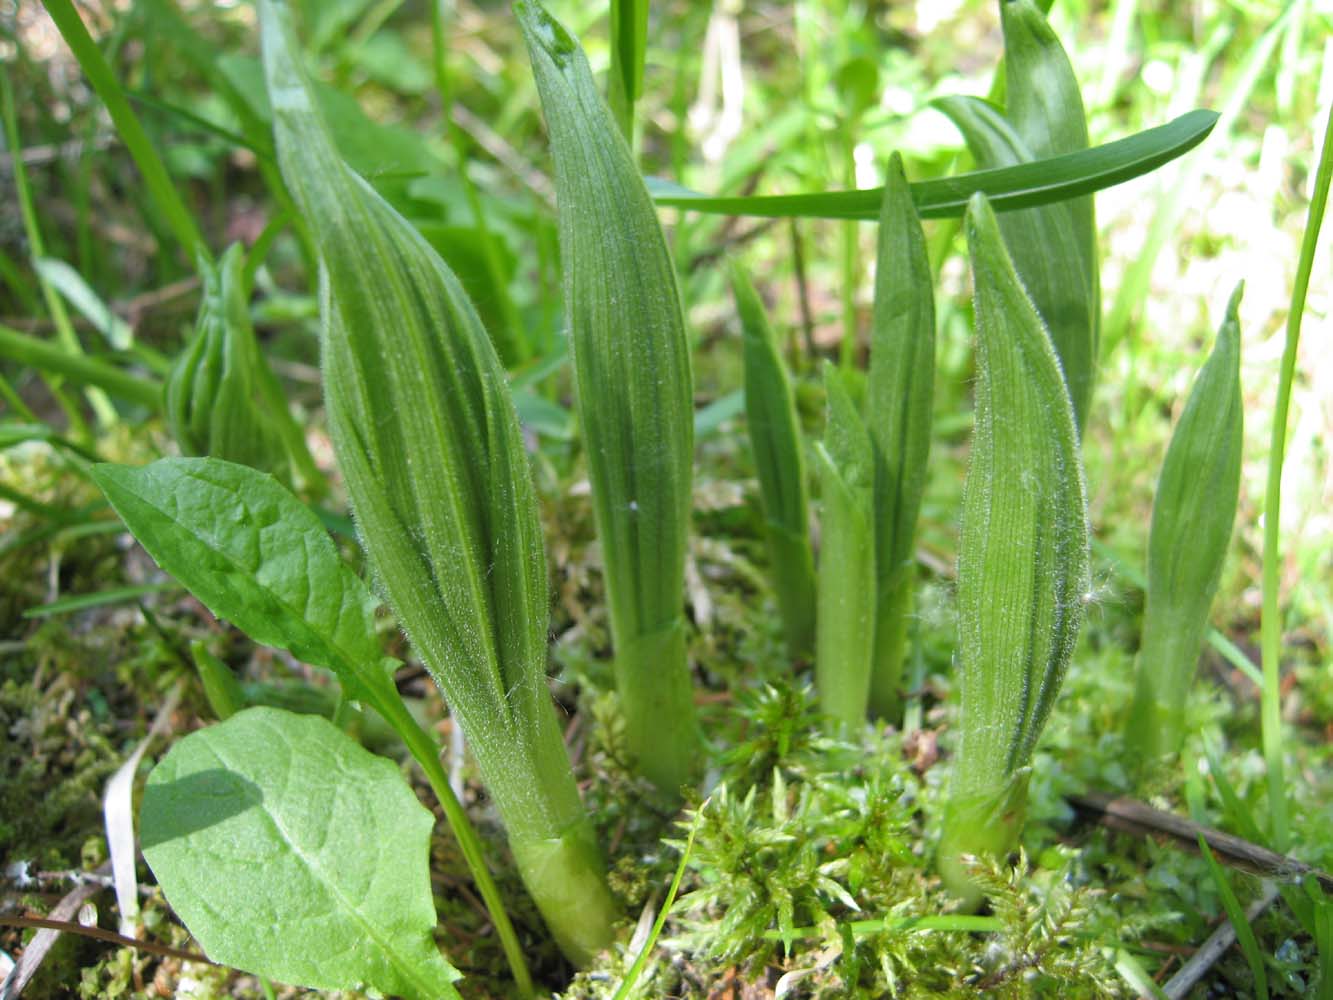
[609,0,650,140]
[1198,837,1270,1000]
[40,0,206,260]
[518,0,700,798]
[865,153,934,721]
[646,110,1218,220]
[1260,98,1333,852]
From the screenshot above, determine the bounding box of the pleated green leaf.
[165,245,288,479]
[815,365,876,735]
[1128,285,1243,764]
[934,94,1095,431]
[518,0,699,797]
[865,153,935,721]
[938,193,1090,908]
[645,109,1218,219]
[732,260,815,661]
[997,0,1099,428]
[259,0,615,965]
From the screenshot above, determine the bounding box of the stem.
[612,617,698,798]
[40,0,207,261]
[936,772,1029,911]
[1260,100,1333,853]
[381,697,537,999]
[0,323,163,410]
[867,579,911,721]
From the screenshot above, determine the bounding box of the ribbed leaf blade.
[865,153,935,721]
[938,193,1090,906]
[260,0,615,963]
[518,0,698,796]
[732,260,815,660]
[815,365,876,734]
[1129,285,1243,763]
[934,95,1095,430]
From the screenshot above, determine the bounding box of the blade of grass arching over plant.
[1262,100,1333,854]
[1103,4,1295,357]
[865,153,934,722]
[518,0,699,798]
[646,110,1217,220]
[934,95,1094,432]
[40,0,206,262]
[1127,286,1242,768]
[937,194,1090,908]
[998,0,1098,429]
[608,0,649,141]
[814,365,876,735]
[732,261,815,662]
[0,324,163,411]
[260,0,616,968]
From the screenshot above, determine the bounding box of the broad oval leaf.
[646,109,1218,220]
[90,457,398,715]
[141,707,461,999]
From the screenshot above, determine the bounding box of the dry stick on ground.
[1,862,110,999]
[0,916,213,968]
[1162,883,1281,1000]
[1068,791,1333,890]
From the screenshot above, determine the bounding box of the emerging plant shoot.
[938,193,1091,908]
[865,153,935,722]
[259,0,616,964]
[518,0,700,798]
[1128,286,1243,766]
[733,260,816,661]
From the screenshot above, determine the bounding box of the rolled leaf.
[259,0,615,965]
[934,95,1095,432]
[732,260,815,661]
[165,245,288,478]
[518,0,699,797]
[998,0,1099,428]
[937,193,1090,908]
[865,153,935,721]
[814,365,876,735]
[1128,285,1243,764]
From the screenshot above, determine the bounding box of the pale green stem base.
[936,771,1029,911]
[765,522,816,662]
[614,617,699,800]
[511,820,623,968]
[868,579,912,723]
